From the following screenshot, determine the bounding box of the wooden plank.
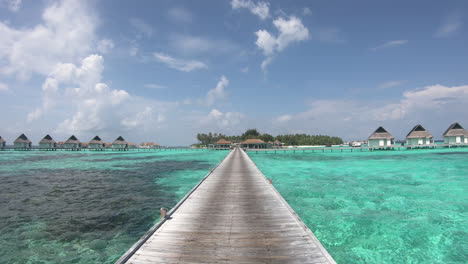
[117,148,336,264]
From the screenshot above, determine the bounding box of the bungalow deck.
[116,147,336,264]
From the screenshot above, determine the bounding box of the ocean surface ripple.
[249,148,467,264]
[0,150,228,263]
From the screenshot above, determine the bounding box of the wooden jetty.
[116,147,336,264]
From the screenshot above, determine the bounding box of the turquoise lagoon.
[0,149,228,264]
[249,148,467,264]
[1,148,466,264]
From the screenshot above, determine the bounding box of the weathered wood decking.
[117,147,335,264]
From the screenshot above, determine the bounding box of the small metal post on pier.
[160,208,168,218]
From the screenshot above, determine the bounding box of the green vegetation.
[196,129,343,146]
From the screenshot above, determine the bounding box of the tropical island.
[195,129,343,147]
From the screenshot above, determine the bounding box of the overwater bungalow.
[214,139,232,149]
[241,139,268,149]
[0,136,5,149]
[14,134,32,149]
[89,136,105,149]
[112,136,128,150]
[406,125,433,146]
[368,126,394,147]
[64,135,81,150]
[39,134,57,149]
[274,140,285,148]
[443,122,468,144]
[140,142,161,149]
[128,142,137,149]
[81,142,89,149]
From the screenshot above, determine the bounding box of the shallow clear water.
[0,149,228,264]
[249,148,467,264]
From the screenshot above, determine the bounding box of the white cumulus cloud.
[28,55,130,128]
[205,109,244,128]
[0,0,99,80]
[255,16,309,71]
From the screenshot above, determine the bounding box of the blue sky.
[0,0,467,145]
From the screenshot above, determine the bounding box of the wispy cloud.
[0,82,10,93]
[97,39,114,54]
[372,40,408,51]
[313,27,344,43]
[231,0,270,20]
[153,53,207,72]
[2,0,22,12]
[130,18,153,38]
[303,7,311,16]
[169,34,238,55]
[200,75,229,106]
[144,84,167,89]
[434,14,462,38]
[276,114,292,122]
[377,80,406,90]
[168,7,194,23]
[273,84,468,139]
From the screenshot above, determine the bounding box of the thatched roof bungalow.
[89,136,105,149]
[241,139,268,149]
[112,136,128,149]
[406,125,433,146]
[0,136,5,149]
[14,134,32,149]
[214,139,232,149]
[39,134,57,149]
[443,122,468,144]
[64,135,81,149]
[368,127,394,147]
